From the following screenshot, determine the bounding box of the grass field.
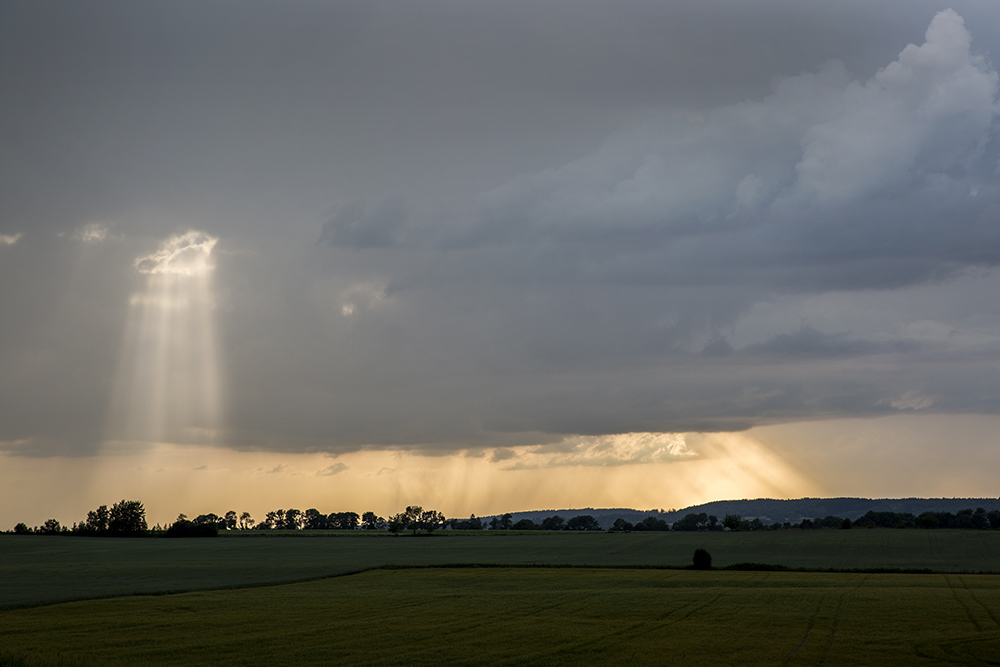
[0,530,1000,608]
[3,568,1000,666]
[4,529,1000,608]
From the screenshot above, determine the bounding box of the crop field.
[3,568,1000,666]
[4,529,1000,608]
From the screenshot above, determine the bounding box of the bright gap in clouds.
[7,414,1000,528]
[0,430,818,527]
[105,231,222,447]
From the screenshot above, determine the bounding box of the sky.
[3,0,1000,527]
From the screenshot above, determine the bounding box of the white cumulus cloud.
[504,432,695,469]
[135,230,218,275]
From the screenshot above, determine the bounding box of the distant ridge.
[659,497,1000,525]
[481,497,1000,529]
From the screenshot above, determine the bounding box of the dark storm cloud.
[3,1,1000,456]
[320,195,408,249]
[740,327,917,358]
[380,10,1000,293]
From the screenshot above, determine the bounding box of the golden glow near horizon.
[6,414,1000,528]
[2,430,818,527]
[105,231,222,447]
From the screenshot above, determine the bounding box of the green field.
[3,568,1000,666]
[4,531,1000,666]
[4,529,1000,608]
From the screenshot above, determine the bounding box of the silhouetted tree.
[283,509,303,530]
[420,509,445,534]
[692,548,712,570]
[84,505,110,534]
[723,514,742,531]
[39,519,63,535]
[166,518,218,537]
[611,518,633,532]
[451,514,484,530]
[108,500,147,535]
[566,515,601,531]
[303,508,327,530]
[853,511,917,529]
[540,515,565,531]
[512,518,537,530]
[633,516,669,531]
[390,506,425,534]
[813,515,845,530]
[328,512,361,530]
[361,511,385,530]
[673,513,709,532]
[224,511,238,530]
[194,513,221,527]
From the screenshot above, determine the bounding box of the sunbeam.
[106,231,222,447]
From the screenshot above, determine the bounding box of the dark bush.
[540,515,565,531]
[692,548,712,570]
[610,518,633,532]
[165,520,219,537]
[566,515,602,531]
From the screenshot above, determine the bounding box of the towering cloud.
[302,10,1000,451]
[380,10,1000,293]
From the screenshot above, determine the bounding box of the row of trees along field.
[664,508,1000,532]
[10,500,148,536]
[10,503,1000,536]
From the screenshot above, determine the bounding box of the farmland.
[3,568,1000,666]
[3,530,1000,666]
[4,529,1000,608]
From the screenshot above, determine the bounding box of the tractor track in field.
[815,574,867,667]
[782,591,828,666]
[958,575,1000,632]
[782,573,866,667]
[948,574,985,632]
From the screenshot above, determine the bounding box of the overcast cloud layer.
[3,1,1000,459]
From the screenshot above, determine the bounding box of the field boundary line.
[5,563,1000,613]
[0,566,385,612]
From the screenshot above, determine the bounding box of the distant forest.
[481,497,1000,529]
[7,497,1000,536]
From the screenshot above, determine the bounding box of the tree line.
[11,500,148,536]
[668,508,1000,532]
[447,513,603,531]
[10,503,1000,536]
